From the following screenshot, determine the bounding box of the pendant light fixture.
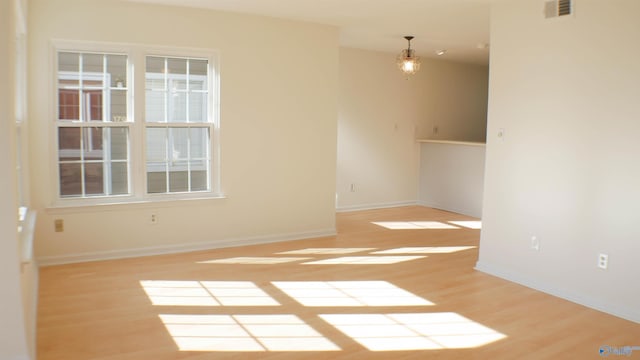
[397,36,421,76]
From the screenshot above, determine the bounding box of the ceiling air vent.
[544,0,572,18]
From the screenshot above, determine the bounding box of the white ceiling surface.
[131,0,492,65]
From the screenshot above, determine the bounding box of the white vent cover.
[544,0,572,18]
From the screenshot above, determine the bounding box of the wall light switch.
[497,128,505,140]
[531,236,540,251]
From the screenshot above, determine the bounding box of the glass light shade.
[397,49,421,75]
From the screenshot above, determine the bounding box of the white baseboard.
[37,229,336,266]
[417,200,481,218]
[475,261,640,324]
[336,201,418,213]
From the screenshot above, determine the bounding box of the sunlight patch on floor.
[372,221,460,230]
[277,248,376,255]
[320,312,506,351]
[302,256,425,265]
[373,246,476,254]
[448,221,482,229]
[140,280,219,306]
[140,280,280,306]
[198,257,310,265]
[271,281,434,307]
[159,314,340,352]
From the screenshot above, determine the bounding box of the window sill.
[46,194,227,215]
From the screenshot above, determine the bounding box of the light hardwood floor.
[37,206,640,359]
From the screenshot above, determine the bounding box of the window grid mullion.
[79,53,84,124]
[102,55,112,196]
[78,54,87,197]
[185,60,191,192]
[186,60,190,124]
[104,128,112,196]
[187,126,192,192]
[79,126,87,197]
[165,126,171,193]
[164,58,169,124]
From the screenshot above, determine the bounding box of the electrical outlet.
[150,213,158,225]
[598,253,608,269]
[531,236,540,251]
[54,219,64,232]
[433,125,439,135]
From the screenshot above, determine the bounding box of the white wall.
[414,60,489,142]
[336,47,488,211]
[0,0,31,358]
[478,0,640,323]
[29,0,339,263]
[418,142,485,218]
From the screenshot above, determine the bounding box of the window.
[54,44,219,204]
[56,52,130,198]
[145,56,212,194]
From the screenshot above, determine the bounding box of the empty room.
[1,0,639,359]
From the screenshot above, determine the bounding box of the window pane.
[84,127,104,161]
[146,56,165,73]
[168,58,187,90]
[191,169,208,191]
[146,88,166,122]
[173,79,187,92]
[84,89,103,121]
[107,54,127,88]
[58,52,79,73]
[111,162,128,195]
[145,57,166,123]
[170,128,189,161]
[146,128,167,161]
[60,163,82,197]
[190,127,209,159]
[169,91,187,122]
[58,53,79,90]
[190,59,207,80]
[84,162,104,195]
[168,128,188,193]
[147,163,167,193]
[109,127,128,161]
[169,170,188,192]
[111,89,127,122]
[189,78,206,91]
[82,53,104,88]
[59,127,81,161]
[189,92,207,122]
[59,89,80,120]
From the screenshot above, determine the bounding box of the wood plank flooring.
[37,206,640,359]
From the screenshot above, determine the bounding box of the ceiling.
[131,0,493,65]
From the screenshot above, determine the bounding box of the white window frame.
[15,0,28,208]
[50,41,222,207]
